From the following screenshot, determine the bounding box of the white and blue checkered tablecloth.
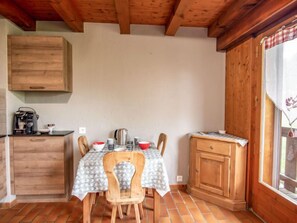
[72,146,170,200]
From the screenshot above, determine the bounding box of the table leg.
[153,189,160,223]
[83,193,91,223]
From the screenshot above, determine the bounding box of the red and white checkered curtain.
[265,25,297,49]
[264,25,297,129]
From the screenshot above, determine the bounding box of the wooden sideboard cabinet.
[188,135,247,211]
[0,137,6,199]
[8,35,72,92]
[10,133,73,202]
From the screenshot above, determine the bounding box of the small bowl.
[218,130,226,134]
[93,141,105,151]
[138,141,150,150]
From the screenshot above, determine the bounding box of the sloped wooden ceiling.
[0,0,297,51]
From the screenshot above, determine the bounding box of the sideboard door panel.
[196,152,230,197]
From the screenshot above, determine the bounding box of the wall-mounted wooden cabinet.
[188,135,247,211]
[8,35,72,92]
[0,137,6,200]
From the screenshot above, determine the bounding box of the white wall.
[0,20,225,201]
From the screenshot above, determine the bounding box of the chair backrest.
[103,151,145,200]
[78,136,90,157]
[157,133,167,156]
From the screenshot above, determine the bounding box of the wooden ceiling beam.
[50,0,83,32]
[0,0,36,31]
[114,0,130,34]
[165,0,195,36]
[217,0,297,51]
[208,0,262,38]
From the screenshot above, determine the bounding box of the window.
[260,27,297,204]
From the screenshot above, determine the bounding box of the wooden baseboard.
[15,194,69,203]
[0,199,17,209]
[170,184,187,191]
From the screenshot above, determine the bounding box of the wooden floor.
[0,189,263,223]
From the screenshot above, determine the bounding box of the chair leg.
[117,205,123,219]
[111,206,117,223]
[139,203,144,219]
[134,204,141,223]
[126,204,131,216]
[90,193,97,205]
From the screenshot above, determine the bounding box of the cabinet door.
[0,138,6,199]
[13,137,65,195]
[8,36,71,92]
[196,151,230,197]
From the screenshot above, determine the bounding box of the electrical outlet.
[79,127,86,134]
[177,175,183,182]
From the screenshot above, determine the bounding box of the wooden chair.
[78,136,90,157]
[103,151,145,223]
[157,133,167,156]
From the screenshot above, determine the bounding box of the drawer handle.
[209,146,214,150]
[29,86,45,89]
[30,139,46,142]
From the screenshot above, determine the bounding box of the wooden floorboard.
[0,189,263,222]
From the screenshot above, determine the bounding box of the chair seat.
[106,189,145,205]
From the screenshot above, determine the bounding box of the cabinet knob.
[209,146,214,150]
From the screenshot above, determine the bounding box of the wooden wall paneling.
[262,96,275,186]
[225,37,253,206]
[0,0,36,31]
[208,0,261,38]
[217,0,297,51]
[0,138,6,199]
[248,16,297,222]
[50,0,84,32]
[225,38,252,140]
[165,0,195,36]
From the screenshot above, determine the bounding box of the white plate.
[39,129,50,133]
[114,147,126,152]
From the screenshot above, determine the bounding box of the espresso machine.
[13,107,39,135]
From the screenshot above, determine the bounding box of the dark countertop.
[0,135,6,138]
[9,130,74,137]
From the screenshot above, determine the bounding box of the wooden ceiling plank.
[0,0,36,31]
[50,0,83,32]
[165,0,195,36]
[114,0,130,34]
[217,0,297,51]
[208,0,262,38]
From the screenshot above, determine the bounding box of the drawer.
[13,137,64,153]
[194,138,231,156]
